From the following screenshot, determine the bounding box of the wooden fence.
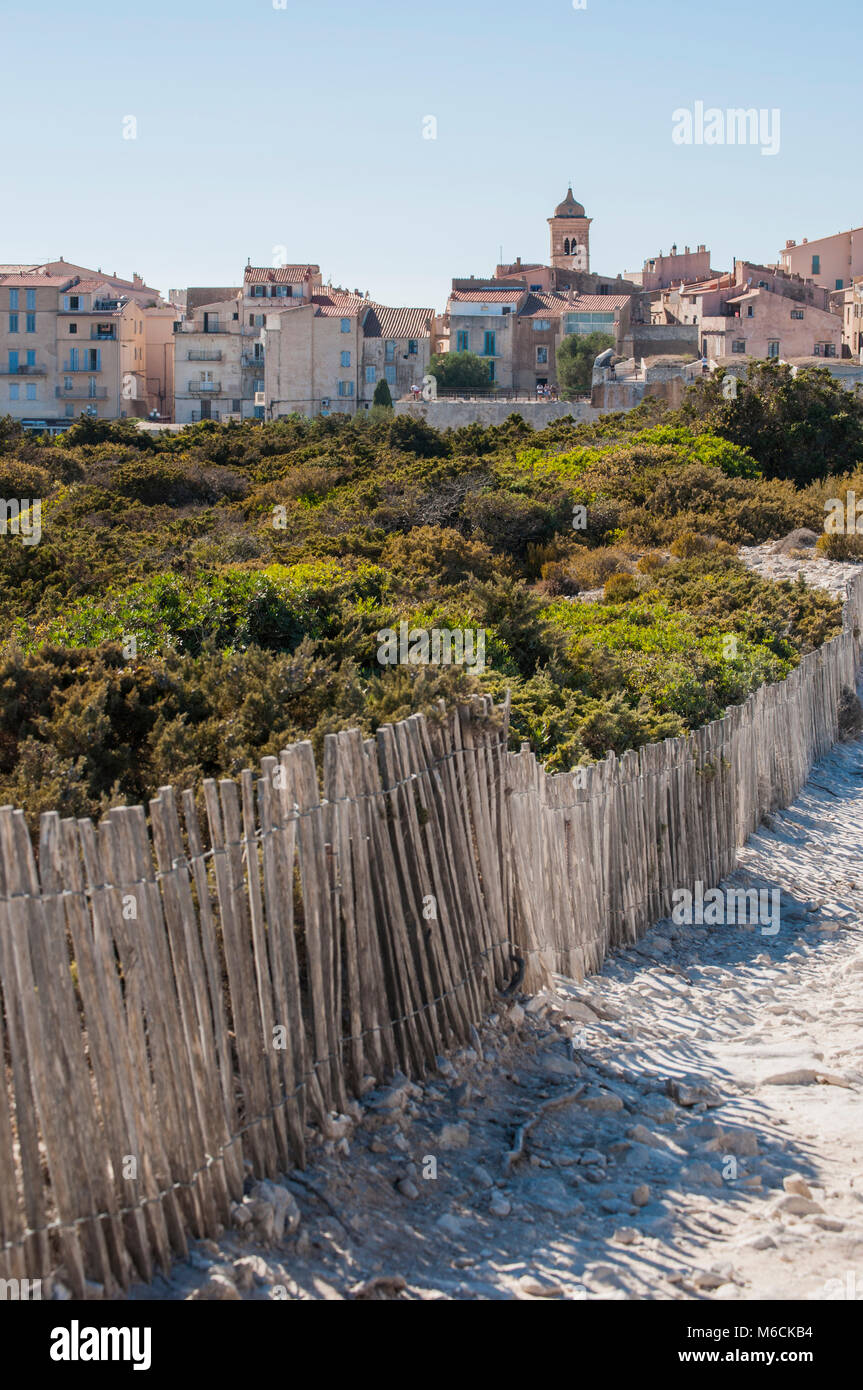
[1,570,862,1296]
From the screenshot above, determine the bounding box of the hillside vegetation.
[2,361,862,828]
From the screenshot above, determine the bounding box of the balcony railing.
[55,386,109,400]
[187,381,221,393]
[63,363,103,373]
[90,330,116,340]
[242,354,265,369]
[187,349,223,361]
[0,365,46,375]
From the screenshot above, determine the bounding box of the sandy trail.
[125,725,863,1302]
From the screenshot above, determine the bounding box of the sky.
[5,0,861,310]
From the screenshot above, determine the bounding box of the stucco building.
[779,227,863,293]
[0,270,148,428]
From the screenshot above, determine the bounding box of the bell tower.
[548,187,592,272]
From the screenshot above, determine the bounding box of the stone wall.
[393,398,604,427]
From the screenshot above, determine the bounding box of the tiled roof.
[363,305,432,338]
[0,272,74,287]
[311,291,367,318]
[0,264,37,275]
[67,278,115,294]
[562,294,630,311]
[451,288,524,303]
[245,265,320,284]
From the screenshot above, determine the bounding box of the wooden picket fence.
[1,570,862,1296]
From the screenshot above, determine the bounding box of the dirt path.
[122,727,863,1302]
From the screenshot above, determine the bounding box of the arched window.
[563,238,570,255]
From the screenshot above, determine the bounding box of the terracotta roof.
[0,272,73,287]
[562,295,630,312]
[245,265,320,284]
[311,291,368,318]
[450,288,524,304]
[66,278,115,294]
[363,305,432,338]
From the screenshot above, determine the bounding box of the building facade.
[0,271,148,427]
[779,228,863,293]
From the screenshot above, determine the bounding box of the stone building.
[263,291,432,417]
[548,187,592,273]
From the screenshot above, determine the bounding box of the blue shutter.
[96,349,102,370]
[8,351,18,371]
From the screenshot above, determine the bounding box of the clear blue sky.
[6,0,861,309]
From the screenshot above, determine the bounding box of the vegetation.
[372,377,393,409]
[428,351,492,392]
[556,330,615,398]
[0,358,858,828]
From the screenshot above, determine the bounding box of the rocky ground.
[122,547,863,1303]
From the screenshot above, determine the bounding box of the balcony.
[242,354,265,369]
[187,381,221,393]
[187,349,223,361]
[55,386,109,400]
[63,363,103,373]
[0,364,46,375]
[90,329,116,340]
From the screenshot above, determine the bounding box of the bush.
[814,531,863,560]
[571,546,629,589]
[670,531,713,559]
[603,572,639,602]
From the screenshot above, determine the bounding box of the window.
[536,346,548,365]
[9,290,18,310]
[456,330,469,352]
[340,350,351,367]
[812,255,820,274]
[273,286,289,297]
[385,339,396,361]
[483,330,496,356]
[815,342,837,357]
[365,366,376,384]
[767,340,780,358]
[407,339,418,355]
[337,380,354,397]
[532,319,550,331]
[731,340,746,353]
[65,295,80,311]
[85,349,101,370]
[69,348,79,371]
[340,318,351,333]
[791,309,804,320]
[26,383,36,400]
[836,279,844,290]
[252,285,266,298]
[26,350,35,367]
[25,289,35,311]
[65,404,74,418]
[64,378,72,390]
[385,365,396,385]
[746,305,754,317]
[254,314,264,328]
[8,351,18,371]
[232,399,241,413]
[25,314,35,333]
[529,283,542,292]
[8,315,17,333]
[69,322,77,334]
[488,360,496,383]
[9,384,19,400]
